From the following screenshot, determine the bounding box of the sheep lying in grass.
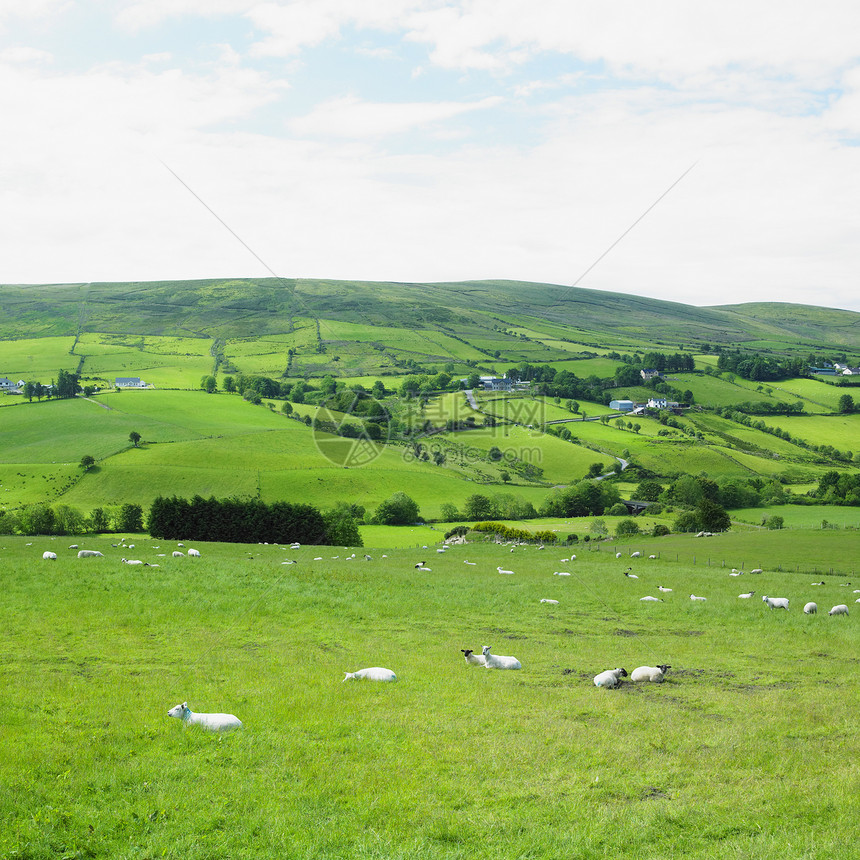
[593,668,627,688]
[481,645,521,670]
[828,604,849,616]
[343,667,397,681]
[762,595,789,610]
[460,649,487,666]
[804,602,817,614]
[172,551,184,558]
[497,566,514,575]
[553,571,571,576]
[738,591,755,599]
[77,550,104,558]
[750,568,763,574]
[42,551,57,560]
[631,664,670,683]
[639,596,663,602]
[690,594,707,601]
[540,598,560,604]
[658,585,672,592]
[167,702,242,731]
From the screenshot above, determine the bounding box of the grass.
[1,534,858,858]
[0,336,78,379]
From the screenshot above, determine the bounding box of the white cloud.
[0,46,53,64]
[289,94,502,137]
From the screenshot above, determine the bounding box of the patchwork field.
[1,534,857,859]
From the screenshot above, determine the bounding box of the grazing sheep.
[481,645,521,670]
[68,544,78,549]
[750,568,763,574]
[729,571,743,577]
[172,551,184,558]
[593,667,627,688]
[343,667,397,682]
[762,595,789,610]
[460,649,487,666]
[540,598,560,604]
[177,543,184,547]
[639,596,663,602]
[631,664,670,683]
[616,552,622,559]
[738,591,755,599]
[648,554,657,559]
[690,594,707,601]
[167,702,242,731]
[803,602,817,614]
[658,585,672,592]
[187,548,201,557]
[828,604,849,616]
[42,551,57,560]
[77,550,104,558]
[623,569,638,579]
[414,562,426,569]
[631,551,641,558]
[497,567,515,575]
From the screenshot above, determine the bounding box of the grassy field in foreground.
[0,534,857,859]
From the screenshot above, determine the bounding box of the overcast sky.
[2,1,860,311]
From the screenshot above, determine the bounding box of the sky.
[2,1,860,311]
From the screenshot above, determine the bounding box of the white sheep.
[639,596,663,602]
[77,550,104,558]
[540,598,560,604]
[648,554,656,559]
[481,645,521,670]
[615,552,622,559]
[630,664,670,683]
[122,558,144,565]
[343,667,397,681]
[187,548,201,557]
[68,544,78,549]
[738,591,755,599]
[172,551,184,558]
[460,649,487,666]
[42,551,57,560]
[464,560,477,565]
[762,595,789,610]
[811,581,825,586]
[167,702,242,731]
[593,667,627,688]
[750,568,763,574]
[658,585,672,592]
[497,567,515,575]
[828,604,849,616]
[553,571,571,576]
[177,543,184,547]
[803,602,817,614]
[690,594,707,601]
[631,551,641,558]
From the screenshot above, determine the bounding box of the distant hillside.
[1,277,859,352]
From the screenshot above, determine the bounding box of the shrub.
[652,524,671,537]
[567,533,578,542]
[763,515,784,530]
[608,502,629,517]
[674,511,701,532]
[615,519,640,536]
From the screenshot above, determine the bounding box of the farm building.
[115,377,146,388]
[640,369,663,381]
[610,399,635,412]
[0,377,15,391]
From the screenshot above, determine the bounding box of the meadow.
[1,533,858,859]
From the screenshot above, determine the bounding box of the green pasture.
[731,504,860,529]
[1,535,857,859]
[0,336,77,379]
[668,373,784,408]
[447,425,615,484]
[761,414,860,451]
[548,356,623,376]
[685,413,817,459]
[0,463,82,505]
[76,333,212,356]
[767,377,848,412]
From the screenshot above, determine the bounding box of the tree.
[23,381,36,401]
[697,499,730,532]
[201,375,217,393]
[117,503,144,533]
[462,494,497,521]
[79,455,95,472]
[763,514,784,530]
[838,394,854,414]
[281,401,293,415]
[223,376,236,393]
[636,480,663,502]
[608,502,629,516]
[89,507,110,533]
[55,369,80,398]
[488,446,503,462]
[439,503,460,522]
[374,492,420,525]
[586,462,604,479]
[323,508,363,546]
[129,430,141,447]
[615,518,640,536]
[500,470,511,483]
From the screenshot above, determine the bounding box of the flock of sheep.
[36,536,856,726]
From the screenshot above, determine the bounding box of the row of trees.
[148,495,361,545]
[716,351,808,382]
[0,503,143,536]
